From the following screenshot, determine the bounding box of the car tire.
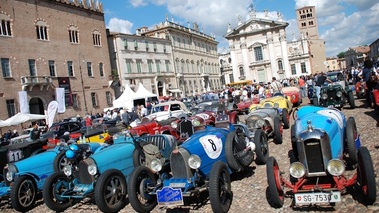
[209,161,232,213]
[290,124,299,161]
[312,97,319,106]
[254,129,269,165]
[94,169,127,213]
[281,108,290,129]
[273,116,283,145]
[43,171,74,212]
[225,132,243,172]
[10,175,37,212]
[30,148,45,156]
[127,166,157,213]
[348,91,355,109]
[53,150,69,172]
[266,157,284,208]
[345,117,358,165]
[357,146,376,205]
[133,149,146,167]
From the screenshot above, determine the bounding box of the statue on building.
[249,3,256,18]
[277,12,282,21]
[238,15,242,25]
[165,14,168,22]
[264,9,268,18]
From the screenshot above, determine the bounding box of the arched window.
[278,60,283,70]
[0,14,12,36]
[36,20,48,40]
[92,30,101,46]
[239,66,244,76]
[68,25,79,43]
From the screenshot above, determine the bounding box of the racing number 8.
[208,139,217,151]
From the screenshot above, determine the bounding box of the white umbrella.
[3,113,47,126]
[0,120,10,128]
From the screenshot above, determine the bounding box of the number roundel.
[199,135,223,159]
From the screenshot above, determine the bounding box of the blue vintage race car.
[266,106,376,208]
[127,114,266,213]
[43,131,177,213]
[2,142,102,212]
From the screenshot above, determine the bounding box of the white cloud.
[130,0,148,7]
[107,18,134,34]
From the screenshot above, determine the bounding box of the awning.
[169,89,182,93]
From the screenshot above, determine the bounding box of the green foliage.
[337,52,345,59]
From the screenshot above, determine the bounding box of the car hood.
[13,149,59,175]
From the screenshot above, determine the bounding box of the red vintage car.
[355,80,366,99]
[129,117,181,139]
[282,86,302,106]
[236,95,260,113]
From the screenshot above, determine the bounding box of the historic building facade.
[224,8,312,84]
[295,6,327,73]
[345,46,370,69]
[107,30,175,99]
[141,16,222,96]
[0,0,113,121]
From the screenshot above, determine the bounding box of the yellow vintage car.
[249,93,293,129]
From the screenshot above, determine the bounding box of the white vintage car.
[146,101,190,121]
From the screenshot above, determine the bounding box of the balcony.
[21,76,54,91]
[250,60,270,66]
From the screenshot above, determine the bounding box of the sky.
[102,0,379,57]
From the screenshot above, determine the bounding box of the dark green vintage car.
[318,71,355,109]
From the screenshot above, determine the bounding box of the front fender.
[229,111,239,124]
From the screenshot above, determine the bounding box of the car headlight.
[6,164,18,182]
[289,162,306,178]
[257,119,265,127]
[87,159,98,176]
[336,91,342,97]
[192,119,201,127]
[150,158,162,172]
[327,159,345,176]
[171,121,178,129]
[292,95,296,100]
[63,165,72,176]
[274,103,279,108]
[322,93,328,99]
[188,155,201,169]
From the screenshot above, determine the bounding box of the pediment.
[225,18,288,38]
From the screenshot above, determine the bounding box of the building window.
[28,59,36,76]
[163,43,167,53]
[99,62,104,77]
[48,60,56,76]
[229,74,234,83]
[134,40,138,50]
[239,67,244,77]
[36,20,48,40]
[106,91,112,106]
[0,14,12,36]
[67,61,74,76]
[155,60,160,73]
[165,60,170,72]
[301,62,307,73]
[291,64,296,75]
[126,60,132,73]
[136,60,142,73]
[72,94,78,108]
[147,60,153,73]
[91,92,98,107]
[92,30,101,46]
[254,46,263,61]
[1,58,11,77]
[145,41,149,51]
[172,36,176,46]
[181,60,185,73]
[153,42,157,52]
[278,60,283,70]
[123,39,128,50]
[87,62,93,77]
[68,25,79,43]
[6,99,16,117]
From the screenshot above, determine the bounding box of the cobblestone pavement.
[1,97,379,213]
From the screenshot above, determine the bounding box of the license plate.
[295,191,341,204]
[73,184,91,192]
[157,187,183,206]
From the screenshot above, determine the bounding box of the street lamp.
[79,52,88,115]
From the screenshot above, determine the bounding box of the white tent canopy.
[0,113,47,127]
[112,84,141,109]
[135,83,158,99]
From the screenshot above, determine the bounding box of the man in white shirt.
[271,77,282,93]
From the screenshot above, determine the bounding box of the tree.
[337,52,345,59]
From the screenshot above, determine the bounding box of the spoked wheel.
[345,117,358,165]
[273,116,283,145]
[133,149,146,167]
[357,146,376,205]
[281,108,290,129]
[290,124,299,161]
[10,176,37,212]
[254,129,269,165]
[266,157,284,208]
[128,166,157,213]
[225,132,243,172]
[43,171,74,212]
[209,161,233,213]
[94,169,127,213]
[53,151,69,172]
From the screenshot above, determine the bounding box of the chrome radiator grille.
[304,139,324,173]
[78,161,93,184]
[170,148,192,179]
